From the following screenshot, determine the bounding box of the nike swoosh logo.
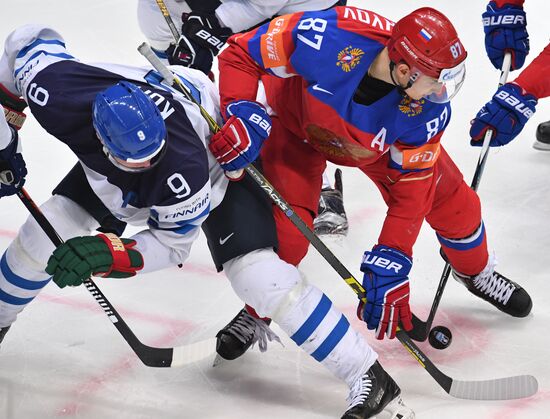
[219,233,234,245]
[311,84,333,95]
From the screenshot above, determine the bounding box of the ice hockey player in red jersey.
[209,5,533,347]
[0,24,415,419]
[480,0,550,148]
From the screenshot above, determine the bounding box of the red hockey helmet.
[387,7,468,102]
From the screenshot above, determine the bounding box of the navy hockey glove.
[483,1,529,70]
[209,100,271,175]
[46,233,144,288]
[166,12,232,74]
[357,245,413,340]
[0,106,26,198]
[470,83,537,147]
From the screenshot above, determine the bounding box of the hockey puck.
[428,326,452,350]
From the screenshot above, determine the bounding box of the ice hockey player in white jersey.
[137,0,346,74]
[0,25,414,419]
[137,0,351,367]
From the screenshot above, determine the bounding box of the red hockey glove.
[209,100,271,179]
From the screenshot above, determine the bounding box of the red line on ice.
[37,293,201,416]
[0,229,17,239]
[55,331,188,416]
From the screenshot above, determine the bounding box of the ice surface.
[1,1,549,418]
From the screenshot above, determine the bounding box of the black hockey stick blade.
[396,330,538,400]
[407,314,429,341]
[17,188,216,368]
[83,281,216,367]
[137,44,539,394]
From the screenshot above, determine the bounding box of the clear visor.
[422,62,466,104]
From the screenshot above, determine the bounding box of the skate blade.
[315,229,348,237]
[533,140,550,151]
[212,354,226,367]
[379,396,415,419]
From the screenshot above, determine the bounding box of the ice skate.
[0,326,10,347]
[314,169,349,236]
[453,255,532,318]
[215,308,281,362]
[342,361,415,419]
[533,120,550,151]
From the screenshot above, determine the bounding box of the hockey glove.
[0,106,27,198]
[470,83,537,147]
[358,245,413,340]
[483,1,529,70]
[209,100,271,175]
[46,233,144,288]
[0,84,27,130]
[166,12,232,74]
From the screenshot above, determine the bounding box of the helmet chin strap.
[389,61,415,95]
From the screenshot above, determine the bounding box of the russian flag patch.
[419,28,432,42]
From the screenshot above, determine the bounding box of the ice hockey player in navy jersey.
[0,24,227,341]
[0,24,414,419]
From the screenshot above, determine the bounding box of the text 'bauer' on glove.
[482,0,529,70]
[357,245,413,340]
[167,11,233,74]
[470,83,537,147]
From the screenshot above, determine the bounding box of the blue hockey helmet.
[93,81,167,172]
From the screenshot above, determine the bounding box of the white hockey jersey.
[0,24,228,273]
[137,0,340,50]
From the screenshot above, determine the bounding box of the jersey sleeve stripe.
[260,15,294,69]
[14,51,75,78]
[244,26,269,69]
[16,38,66,58]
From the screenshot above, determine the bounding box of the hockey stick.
[154,0,182,41]
[408,52,513,342]
[138,43,537,400]
[16,187,215,367]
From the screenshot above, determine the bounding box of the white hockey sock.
[224,249,376,387]
[275,284,376,387]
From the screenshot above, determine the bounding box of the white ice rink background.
[1,1,549,418]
